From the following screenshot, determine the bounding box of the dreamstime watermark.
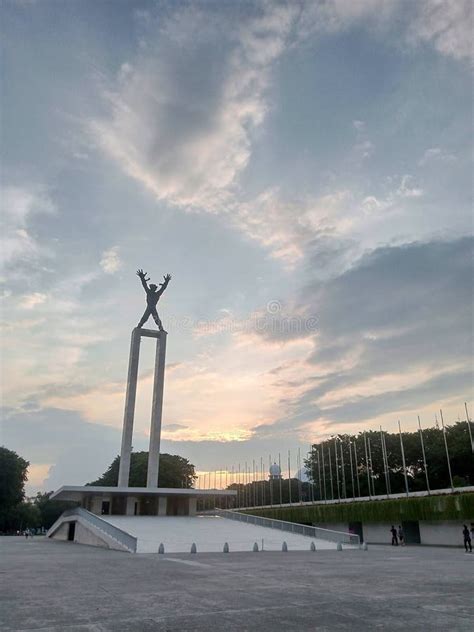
[162,300,318,337]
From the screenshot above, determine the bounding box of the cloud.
[19,292,48,309]
[418,147,457,167]
[396,175,423,199]
[2,405,312,493]
[87,1,467,268]
[0,185,55,267]
[163,423,189,433]
[100,246,122,274]
[234,189,354,266]
[91,3,297,210]
[407,0,472,62]
[251,236,473,433]
[299,0,472,62]
[1,407,129,491]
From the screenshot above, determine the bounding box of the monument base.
[51,485,236,517]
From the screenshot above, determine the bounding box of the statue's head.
[150,283,157,291]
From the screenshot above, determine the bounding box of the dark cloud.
[164,423,189,432]
[252,236,473,433]
[1,407,141,489]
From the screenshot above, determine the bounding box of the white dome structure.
[269,462,282,479]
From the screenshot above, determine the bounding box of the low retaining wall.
[244,492,474,547]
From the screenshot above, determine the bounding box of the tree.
[304,421,474,499]
[0,447,29,509]
[0,447,29,532]
[89,452,197,488]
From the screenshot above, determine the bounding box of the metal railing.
[47,507,137,553]
[218,509,360,546]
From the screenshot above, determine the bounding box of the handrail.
[217,509,360,546]
[47,507,137,553]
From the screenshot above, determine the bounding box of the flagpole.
[287,450,292,505]
[317,446,322,503]
[328,441,334,500]
[440,409,454,491]
[417,416,430,494]
[465,402,474,454]
[348,439,355,499]
[398,420,409,497]
[363,432,371,498]
[382,430,391,494]
[321,443,327,502]
[278,452,283,506]
[339,439,347,499]
[354,439,361,497]
[380,426,390,498]
[367,436,375,496]
[269,454,273,507]
[334,438,341,501]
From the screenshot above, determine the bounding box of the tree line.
[304,421,473,500]
[0,447,196,532]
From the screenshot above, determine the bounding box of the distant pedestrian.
[24,529,29,539]
[470,524,474,541]
[398,525,405,546]
[390,525,398,546]
[463,525,472,553]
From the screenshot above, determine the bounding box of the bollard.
[223,542,229,553]
[282,541,288,552]
[158,543,165,554]
[362,542,368,551]
[310,541,316,552]
[337,542,343,551]
[190,542,197,554]
[253,542,259,552]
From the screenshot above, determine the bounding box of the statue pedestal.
[118,328,167,488]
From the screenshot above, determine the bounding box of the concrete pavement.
[1,536,472,631]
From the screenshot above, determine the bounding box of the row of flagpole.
[195,404,473,508]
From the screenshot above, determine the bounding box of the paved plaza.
[1,537,472,631]
[102,515,341,552]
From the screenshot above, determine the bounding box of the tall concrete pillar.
[118,328,141,487]
[118,327,167,490]
[146,331,167,487]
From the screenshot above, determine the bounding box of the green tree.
[304,421,474,499]
[9,502,41,532]
[0,447,29,532]
[89,451,197,488]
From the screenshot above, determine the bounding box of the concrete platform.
[1,536,473,631]
[102,514,339,553]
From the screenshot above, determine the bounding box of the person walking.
[462,524,472,553]
[398,525,405,546]
[390,525,398,546]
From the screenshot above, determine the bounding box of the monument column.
[118,328,141,487]
[146,331,167,487]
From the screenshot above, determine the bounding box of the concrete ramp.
[102,514,345,553]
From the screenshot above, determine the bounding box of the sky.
[1,0,472,494]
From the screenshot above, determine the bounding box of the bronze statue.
[136,269,171,330]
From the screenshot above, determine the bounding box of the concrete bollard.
[337,542,343,551]
[223,542,229,553]
[253,542,259,552]
[190,542,197,554]
[158,543,165,554]
[310,541,316,552]
[282,541,288,552]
